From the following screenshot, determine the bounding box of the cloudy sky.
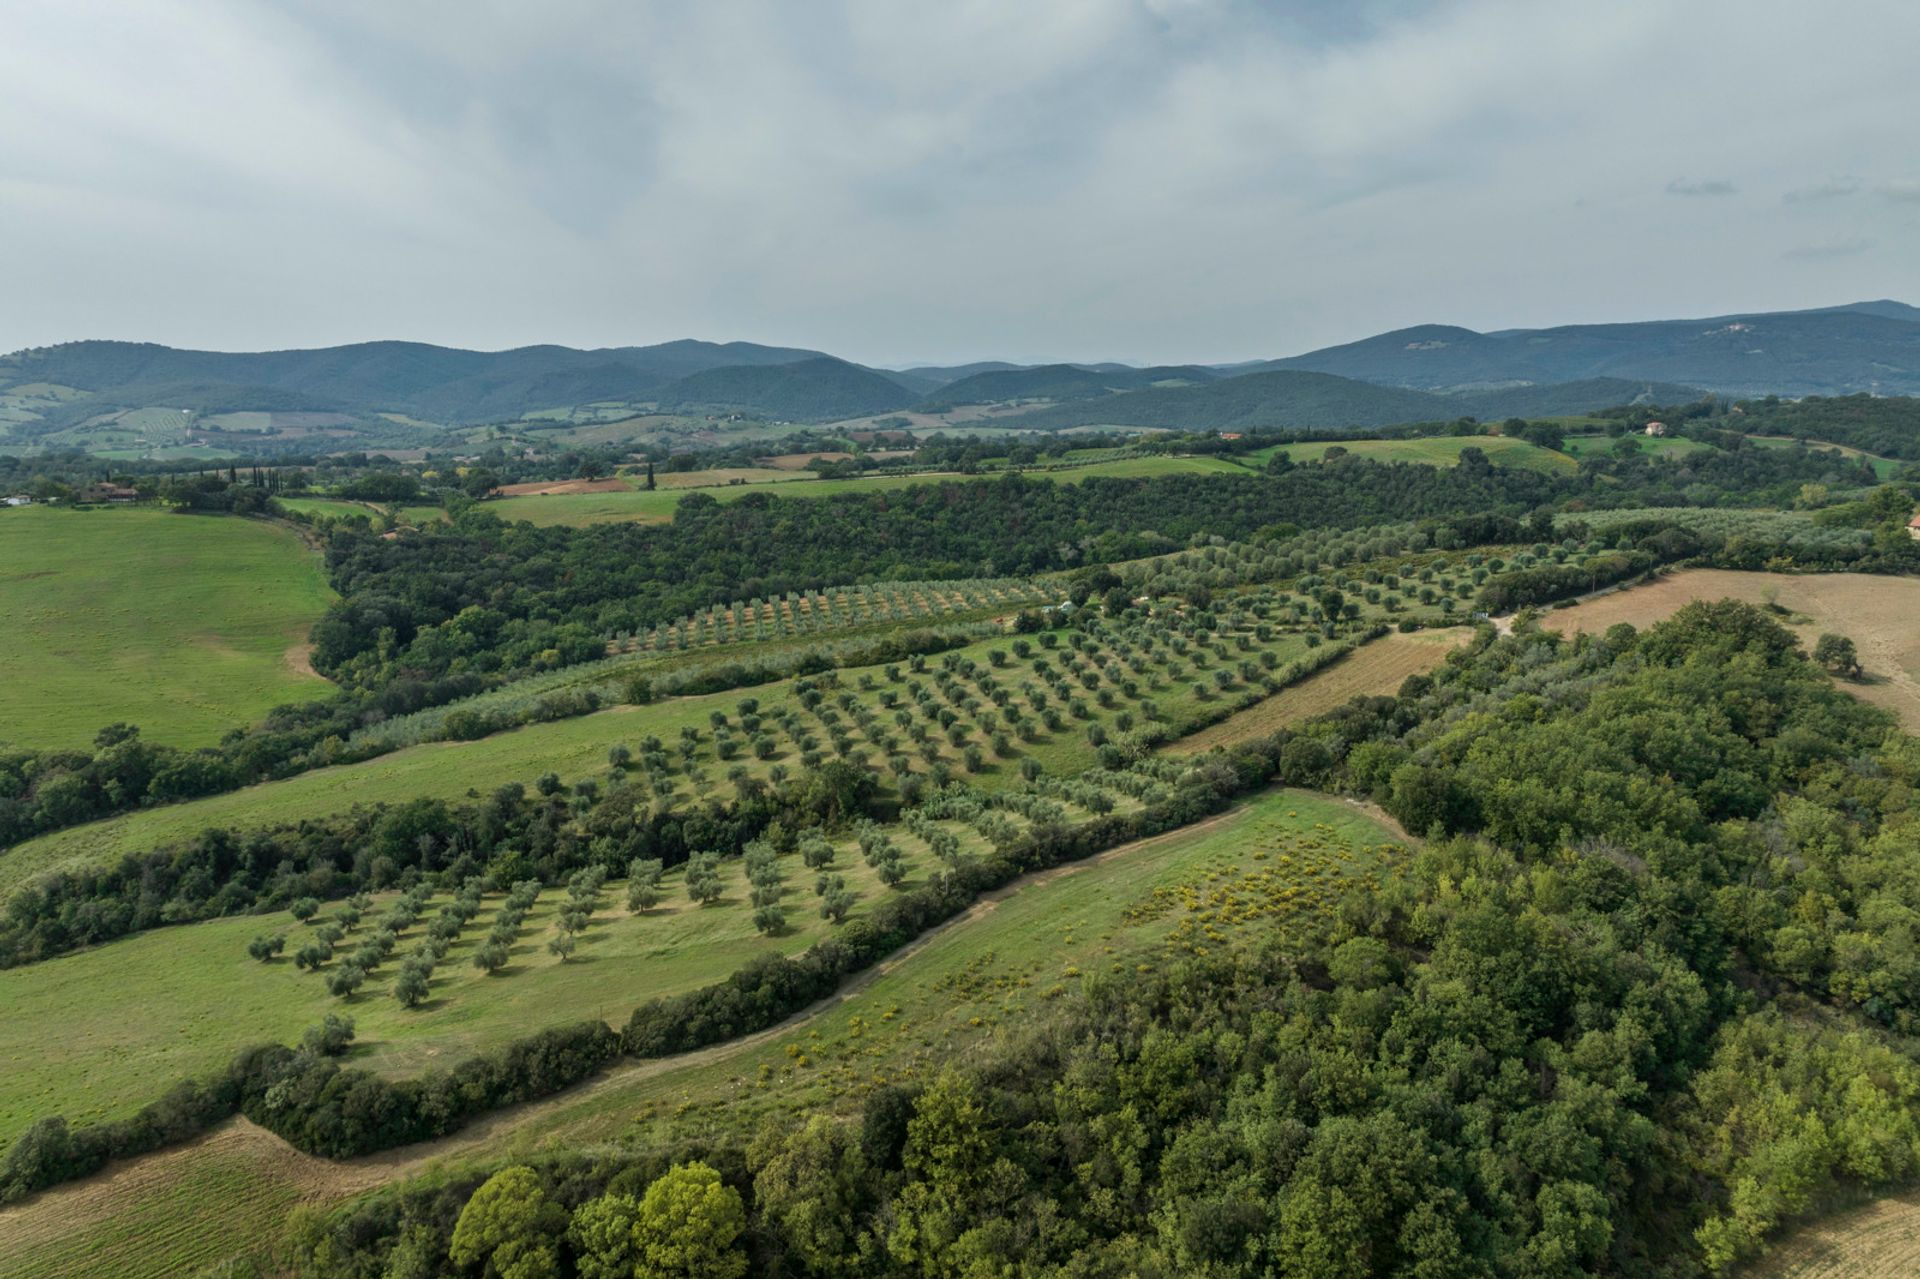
[3,0,1916,365]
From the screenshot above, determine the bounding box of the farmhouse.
[77,483,139,504]
[1643,421,1668,437]
[2,494,30,507]
[1908,512,1920,541]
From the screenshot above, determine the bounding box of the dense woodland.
[228,603,1920,1278]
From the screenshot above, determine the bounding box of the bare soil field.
[1540,570,1920,730]
[1171,629,1473,755]
[761,450,854,469]
[1738,1190,1920,1279]
[492,477,633,497]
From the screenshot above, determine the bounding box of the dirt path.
[282,640,321,681]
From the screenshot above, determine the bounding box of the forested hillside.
[256,603,1920,1278]
[1263,301,1920,396]
[1007,370,1704,431]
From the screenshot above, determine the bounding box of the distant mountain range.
[1249,300,1920,397]
[1,301,1913,448]
[1003,372,1703,433]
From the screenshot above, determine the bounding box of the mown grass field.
[1560,433,1715,460]
[275,496,384,521]
[475,455,1253,527]
[1732,1188,1920,1279]
[1246,435,1577,473]
[1540,569,1920,730]
[0,622,1317,900]
[0,507,335,751]
[0,788,1404,1279]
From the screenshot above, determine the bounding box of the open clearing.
[275,496,385,522]
[1737,1190,1920,1278]
[0,506,334,750]
[1247,435,1577,473]
[1171,628,1474,754]
[477,456,1252,527]
[1561,433,1716,460]
[490,476,632,497]
[1540,570,1920,730]
[0,788,1403,1279]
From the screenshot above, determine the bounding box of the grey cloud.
[1666,178,1737,197]
[0,0,1917,364]
[1783,237,1874,260]
[1783,177,1861,202]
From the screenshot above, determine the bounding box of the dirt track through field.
[1539,570,1920,731]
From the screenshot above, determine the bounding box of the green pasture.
[1560,433,1715,460]
[0,506,334,751]
[0,815,1015,1146]
[0,788,1400,1279]
[276,496,384,521]
[479,455,1254,527]
[473,787,1405,1145]
[1247,434,1577,473]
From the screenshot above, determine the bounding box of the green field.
[1247,434,1577,473]
[479,456,1253,527]
[0,507,335,750]
[275,496,384,521]
[0,787,1402,1279]
[0,815,1011,1145]
[508,787,1405,1145]
[1561,432,1715,460]
[0,622,1317,900]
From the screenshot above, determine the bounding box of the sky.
[2,0,1917,367]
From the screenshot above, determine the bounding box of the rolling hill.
[1005,369,1703,433]
[931,363,1218,405]
[4,299,1915,449]
[652,356,918,420]
[1252,300,1920,396]
[0,338,835,427]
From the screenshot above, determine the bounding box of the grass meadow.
[1560,433,1716,460]
[474,455,1254,527]
[0,788,1405,1279]
[1246,434,1577,473]
[0,506,334,751]
[0,808,1023,1145]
